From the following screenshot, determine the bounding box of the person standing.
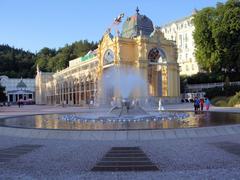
[205,98,211,110]
[90,99,94,108]
[194,97,198,111]
[200,98,204,111]
[194,97,201,111]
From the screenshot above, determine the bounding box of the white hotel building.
[161,12,200,76]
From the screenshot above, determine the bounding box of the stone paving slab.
[115,131,127,140]
[1,125,240,141]
[127,131,139,140]
[174,129,188,138]
[151,130,165,140]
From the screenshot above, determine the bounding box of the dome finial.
[136,6,139,14]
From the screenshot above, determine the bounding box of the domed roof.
[121,7,154,38]
[17,79,27,89]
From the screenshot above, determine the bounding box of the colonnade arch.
[46,73,98,106]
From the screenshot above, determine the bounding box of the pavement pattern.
[0,104,240,179]
[1,135,240,179]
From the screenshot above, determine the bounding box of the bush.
[211,97,230,107]
[211,92,240,107]
[215,100,229,107]
[228,92,240,107]
[182,72,224,84]
[204,85,240,99]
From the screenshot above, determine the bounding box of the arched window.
[148,48,166,63]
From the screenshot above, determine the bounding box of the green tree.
[0,45,36,78]
[193,7,218,72]
[35,40,98,72]
[35,47,56,72]
[0,39,98,78]
[0,84,7,102]
[193,0,240,74]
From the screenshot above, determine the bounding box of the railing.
[187,81,240,91]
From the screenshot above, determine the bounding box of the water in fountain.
[100,66,149,117]
[99,66,148,103]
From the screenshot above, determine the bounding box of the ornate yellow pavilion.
[35,9,180,106]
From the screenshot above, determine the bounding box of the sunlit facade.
[161,12,200,76]
[35,9,180,106]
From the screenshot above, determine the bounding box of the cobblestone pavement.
[0,105,240,179]
[0,134,240,179]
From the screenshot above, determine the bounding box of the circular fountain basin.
[1,111,240,130]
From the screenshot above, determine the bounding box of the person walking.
[194,97,200,111]
[205,98,211,111]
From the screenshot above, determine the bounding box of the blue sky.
[0,0,227,53]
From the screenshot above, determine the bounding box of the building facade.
[35,9,180,106]
[161,12,199,76]
[0,75,35,103]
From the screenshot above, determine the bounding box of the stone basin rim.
[1,111,240,131]
[0,123,240,132]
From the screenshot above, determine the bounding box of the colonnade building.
[35,9,180,106]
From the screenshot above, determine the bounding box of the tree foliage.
[0,40,98,78]
[35,40,98,72]
[0,84,7,102]
[204,84,240,99]
[0,45,36,78]
[193,0,240,74]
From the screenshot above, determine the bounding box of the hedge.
[204,85,240,99]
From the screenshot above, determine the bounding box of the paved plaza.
[0,104,240,179]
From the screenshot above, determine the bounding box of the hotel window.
[186,65,189,71]
[192,64,195,70]
[179,35,182,47]
[185,34,188,42]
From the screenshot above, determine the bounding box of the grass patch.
[211,96,231,107]
[210,91,240,107]
[228,92,240,107]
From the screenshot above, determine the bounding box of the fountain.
[60,66,189,123]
